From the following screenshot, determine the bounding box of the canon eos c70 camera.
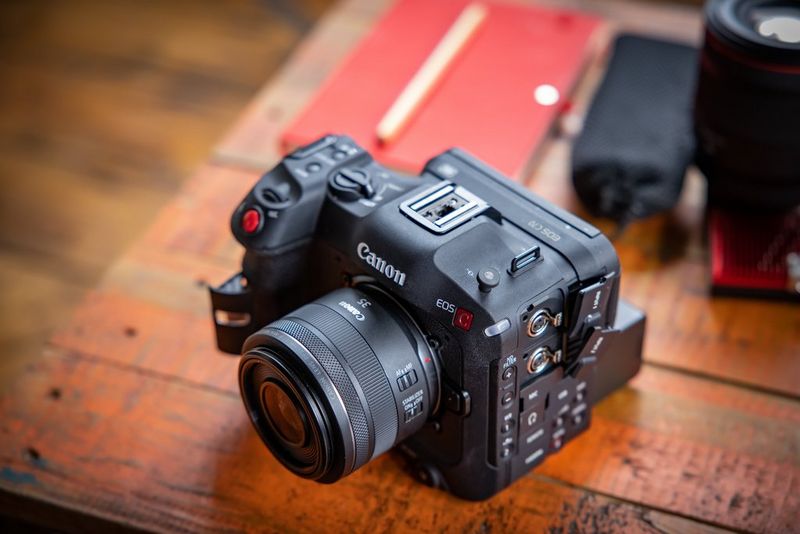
[210,135,645,500]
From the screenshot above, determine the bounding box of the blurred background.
[0,0,707,388]
[0,0,333,386]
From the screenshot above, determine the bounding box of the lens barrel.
[239,285,439,483]
[694,0,800,211]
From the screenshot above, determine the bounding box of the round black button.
[477,268,501,293]
[306,162,321,173]
[502,366,515,381]
[501,391,514,406]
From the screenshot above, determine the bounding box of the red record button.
[453,307,474,331]
[241,208,262,234]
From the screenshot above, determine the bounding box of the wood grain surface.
[1,0,798,533]
[0,0,333,389]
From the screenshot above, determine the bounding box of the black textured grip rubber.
[268,319,372,470]
[295,303,399,459]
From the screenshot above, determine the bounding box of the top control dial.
[329,168,376,201]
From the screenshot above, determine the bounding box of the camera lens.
[239,352,331,476]
[694,0,800,211]
[238,285,439,483]
[260,381,307,446]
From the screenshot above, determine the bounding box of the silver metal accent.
[526,347,562,375]
[526,428,545,445]
[526,309,563,338]
[434,200,478,227]
[400,181,489,234]
[524,448,544,465]
[484,318,511,337]
[409,183,453,211]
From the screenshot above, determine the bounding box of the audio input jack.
[526,309,562,337]
[527,347,562,374]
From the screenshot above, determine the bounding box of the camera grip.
[210,240,318,354]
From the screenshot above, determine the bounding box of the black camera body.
[210,135,645,500]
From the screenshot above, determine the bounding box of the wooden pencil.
[375,3,488,145]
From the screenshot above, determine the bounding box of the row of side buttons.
[496,358,517,460]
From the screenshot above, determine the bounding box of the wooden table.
[1,0,798,532]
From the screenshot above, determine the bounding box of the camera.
[209,134,645,500]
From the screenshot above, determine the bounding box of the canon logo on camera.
[357,242,406,286]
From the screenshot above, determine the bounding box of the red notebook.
[281,0,602,178]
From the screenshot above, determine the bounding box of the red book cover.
[281,0,602,178]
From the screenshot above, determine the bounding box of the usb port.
[400,182,488,234]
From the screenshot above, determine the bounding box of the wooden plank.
[50,290,239,393]
[0,350,739,533]
[541,367,800,533]
[40,164,252,392]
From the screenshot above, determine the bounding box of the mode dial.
[329,169,375,201]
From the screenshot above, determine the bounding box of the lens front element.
[239,353,331,478]
[261,380,307,447]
